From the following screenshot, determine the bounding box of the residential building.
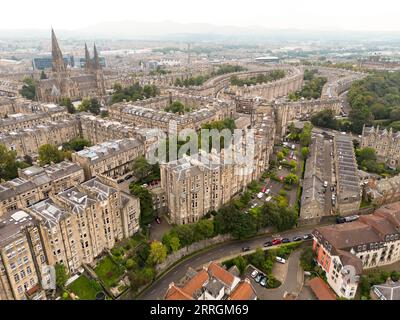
[71,139,145,180]
[333,134,361,215]
[165,261,256,300]
[0,210,47,300]
[361,126,400,169]
[0,161,85,217]
[312,202,400,299]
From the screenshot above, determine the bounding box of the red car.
[272,238,282,245]
[261,187,266,193]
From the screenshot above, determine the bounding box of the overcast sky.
[2,0,400,31]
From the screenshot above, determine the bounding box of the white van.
[257,192,264,199]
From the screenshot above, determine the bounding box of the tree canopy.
[38,144,65,166]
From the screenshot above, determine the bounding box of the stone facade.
[0,161,85,217]
[36,29,105,103]
[71,139,145,180]
[361,126,400,169]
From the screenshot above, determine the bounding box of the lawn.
[94,256,125,288]
[69,275,103,300]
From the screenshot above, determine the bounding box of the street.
[133,227,315,300]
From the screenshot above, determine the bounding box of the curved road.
[133,227,314,300]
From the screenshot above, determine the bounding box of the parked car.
[124,174,133,181]
[255,273,264,283]
[276,257,286,264]
[291,144,296,150]
[293,236,303,242]
[303,234,313,240]
[330,186,335,192]
[323,181,328,188]
[117,179,124,184]
[272,238,282,245]
[278,166,282,170]
[257,192,264,199]
[155,217,161,224]
[281,238,291,243]
[265,196,272,202]
[261,187,266,193]
[264,241,273,247]
[260,277,267,287]
[265,189,271,195]
[251,270,259,278]
[242,246,251,252]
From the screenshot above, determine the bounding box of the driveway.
[148,215,172,241]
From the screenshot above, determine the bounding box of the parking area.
[148,215,172,241]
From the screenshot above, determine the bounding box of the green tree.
[63,137,91,152]
[60,97,75,114]
[38,144,64,166]
[129,183,155,226]
[232,256,248,276]
[131,156,152,182]
[19,77,36,100]
[194,219,215,240]
[78,98,91,112]
[55,263,69,289]
[277,151,285,161]
[88,98,101,115]
[40,70,47,80]
[284,173,299,185]
[301,147,310,159]
[300,247,315,271]
[0,145,19,181]
[147,241,167,266]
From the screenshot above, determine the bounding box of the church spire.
[84,43,92,72]
[93,43,101,70]
[51,28,66,73]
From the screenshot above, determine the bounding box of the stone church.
[36,29,106,102]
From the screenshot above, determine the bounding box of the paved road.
[134,228,314,300]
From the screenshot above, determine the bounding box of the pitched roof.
[208,262,235,287]
[229,279,257,300]
[309,277,336,300]
[165,284,193,300]
[181,269,209,297]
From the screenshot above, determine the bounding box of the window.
[14,274,20,283]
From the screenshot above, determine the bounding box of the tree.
[284,173,299,186]
[194,219,214,240]
[232,256,247,276]
[311,109,339,130]
[147,241,167,266]
[38,144,64,166]
[19,77,36,100]
[132,156,152,182]
[0,145,19,181]
[60,97,75,114]
[40,70,47,80]
[300,247,315,271]
[301,147,310,159]
[129,183,155,226]
[63,137,91,152]
[88,98,101,115]
[55,263,69,289]
[356,147,377,163]
[299,123,313,147]
[277,151,285,161]
[78,98,91,112]
[164,101,186,114]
